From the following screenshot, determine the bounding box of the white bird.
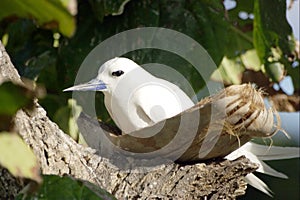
[64,57,299,196]
[64,57,194,133]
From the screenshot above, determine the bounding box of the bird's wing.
[157,78,195,109]
[133,84,189,124]
[135,103,155,125]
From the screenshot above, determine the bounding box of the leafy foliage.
[0,133,41,183]
[0,82,43,182]
[253,0,299,87]
[16,175,116,200]
[0,81,41,130]
[1,0,297,126]
[0,0,75,37]
[0,82,34,116]
[53,99,86,144]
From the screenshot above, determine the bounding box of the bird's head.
[63,57,141,93]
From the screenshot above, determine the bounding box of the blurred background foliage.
[0,0,299,199]
[0,0,298,126]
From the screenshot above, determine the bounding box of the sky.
[286,0,300,40]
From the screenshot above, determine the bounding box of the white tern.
[64,57,194,133]
[64,57,299,196]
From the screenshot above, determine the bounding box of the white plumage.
[64,57,194,133]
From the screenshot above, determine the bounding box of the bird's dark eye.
[111,70,124,77]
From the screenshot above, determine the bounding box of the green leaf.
[286,62,300,90]
[24,50,57,80]
[264,61,285,82]
[0,0,75,36]
[185,1,252,62]
[240,49,261,71]
[16,175,116,200]
[211,56,245,85]
[3,19,55,77]
[227,0,254,27]
[0,133,41,182]
[0,82,34,116]
[53,99,84,143]
[0,81,44,131]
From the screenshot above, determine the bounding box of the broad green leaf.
[185,1,252,62]
[0,81,44,131]
[0,0,75,37]
[227,0,254,27]
[0,82,34,116]
[0,133,41,182]
[16,175,116,200]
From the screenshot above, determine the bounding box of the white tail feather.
[258,161,288,178]
[245,173,273,197]
[226,141,300,195]
[243,142,300,161]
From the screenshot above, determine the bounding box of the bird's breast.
[103,82,194,134]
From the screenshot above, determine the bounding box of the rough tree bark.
[0,41,261,199]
